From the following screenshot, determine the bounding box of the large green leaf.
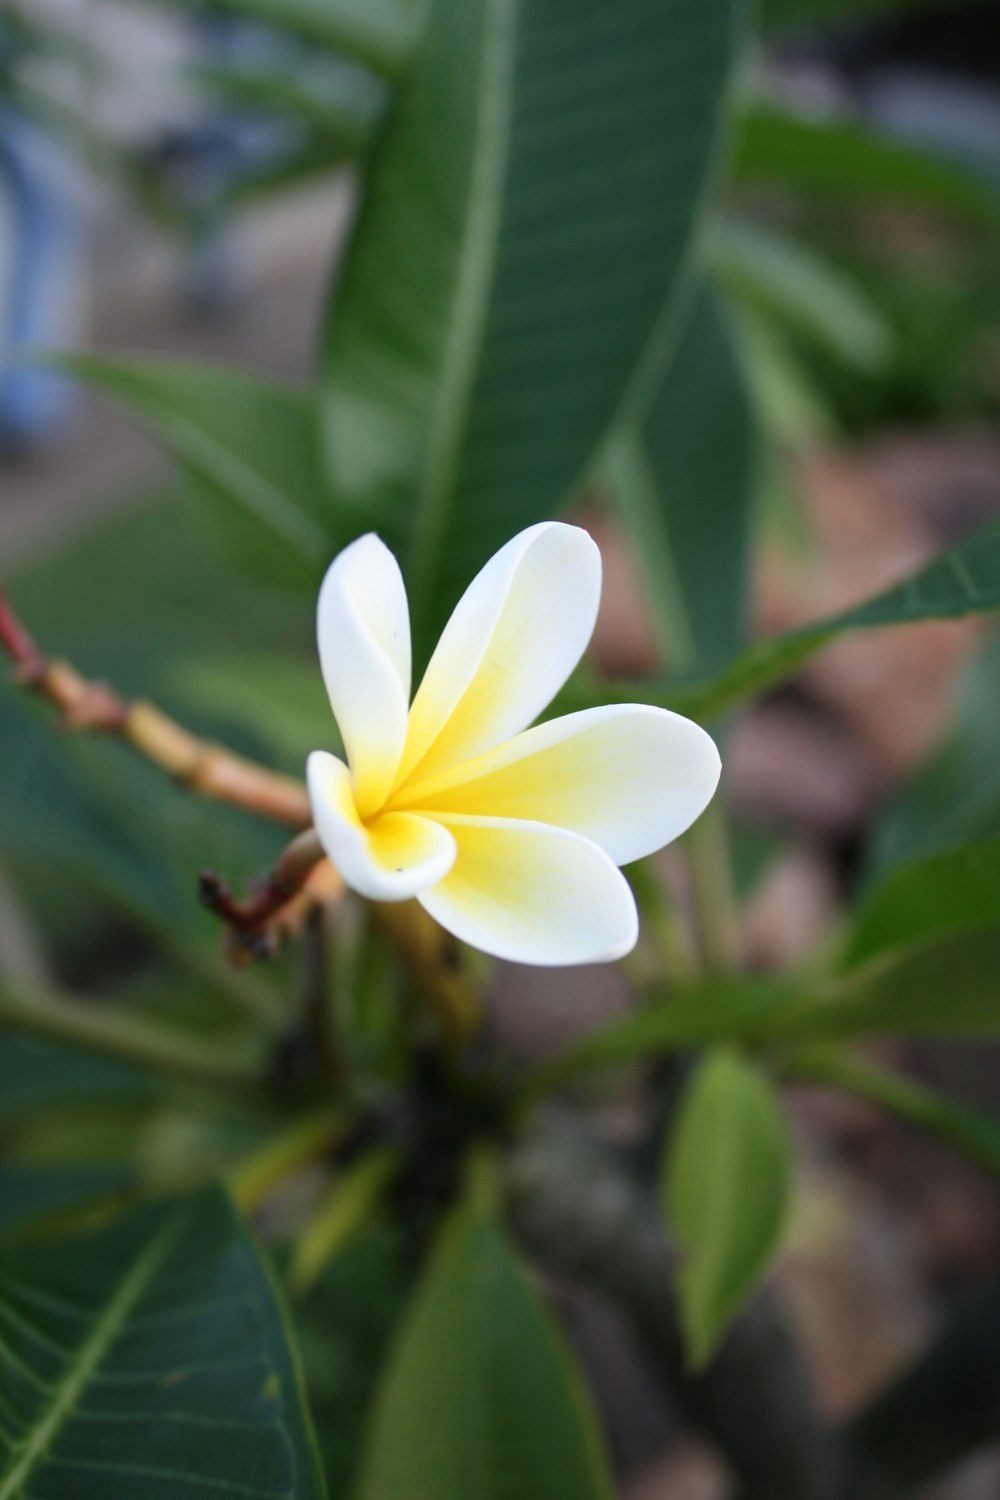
[354,1198,613,1500]
[0,1163,132,1241]
[606,292,756,670]
[733,104,1000,228]
[665,1047,792,1366]
[0,1189,326,1499]
[845,837,1000,969]
[53,357,333,592]
[320,0,742,653]
[622,515,1000,722]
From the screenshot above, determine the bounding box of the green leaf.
[529,976,802,1095]
[731,303,838,445]
[0,978,262,1094]
[0,495,303,1006]
[715,217,892,372]
[665,1047,792,1366]
[784,1047,1000,1179]
[194,60,383,148]
[320,0,742,654]
[629,515,1000,722]
[289,1149,399,1295]
[293,1230,412,1497]
[0,1036,155,1127]
[845,837,1000,969]
[0,1188,326,1499]
[606,292,756,670]
[539,930,1000,1081]
[0,1163,132,1241]
[354,1199,614,1500]
[51,357,333,592]
[167,652,336,776]
[798,930,1000,1042]
[760,0,935,31]
[116,0,418,78]
[733,103,1000,229]
[865,629,1000,879]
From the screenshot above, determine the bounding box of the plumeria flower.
[307,523,720,967]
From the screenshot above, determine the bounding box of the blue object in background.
[0,111,83,450]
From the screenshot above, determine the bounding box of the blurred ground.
[3,186,999,1499]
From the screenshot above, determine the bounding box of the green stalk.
[685,800,739,973]
[0,979,263,1096]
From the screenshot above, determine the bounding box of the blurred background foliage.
[2,1,1000,1498]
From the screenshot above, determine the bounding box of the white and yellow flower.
[307,523,720,966]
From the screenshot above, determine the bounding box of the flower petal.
[317,534,411,817]
[417,815,638,966]
[308,751,455,902]
[393,523,601,790]
[397,705,721,865]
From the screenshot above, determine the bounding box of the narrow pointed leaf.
[53,356,332,591]
[530,976,805,1094]
[0,1188,326,1499]
[715,218,892,372]
[866,630,1000,878]
[800,930,1000,1041]
[320,0,742,652]
[785,1047,1000,1179]
[627,515,1000,722]
[846,837,1000,969]
[354,1200,613,1500]
[665,1047,792,1367]
[733,104,1000,229]
[111,0,418,77]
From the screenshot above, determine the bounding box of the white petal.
[393,523,601,790]
[417,815,638,966]
[308,751,455,902]
[317,535,411,817]
[397,705,721,865]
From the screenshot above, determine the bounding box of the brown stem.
[2,589,477,1039]
[201,830,342,963]
[0,587,311,826]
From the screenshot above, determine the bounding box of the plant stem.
[374,900,480,1045]
[686,800,739,972]
[301,903,343,1083]
[0,586,311,827]
[628,859,698,985]
[0,979,263,1095]
[228,1108,348,1213]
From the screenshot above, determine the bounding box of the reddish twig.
[0,592,44,680]
[201,830,342,964]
